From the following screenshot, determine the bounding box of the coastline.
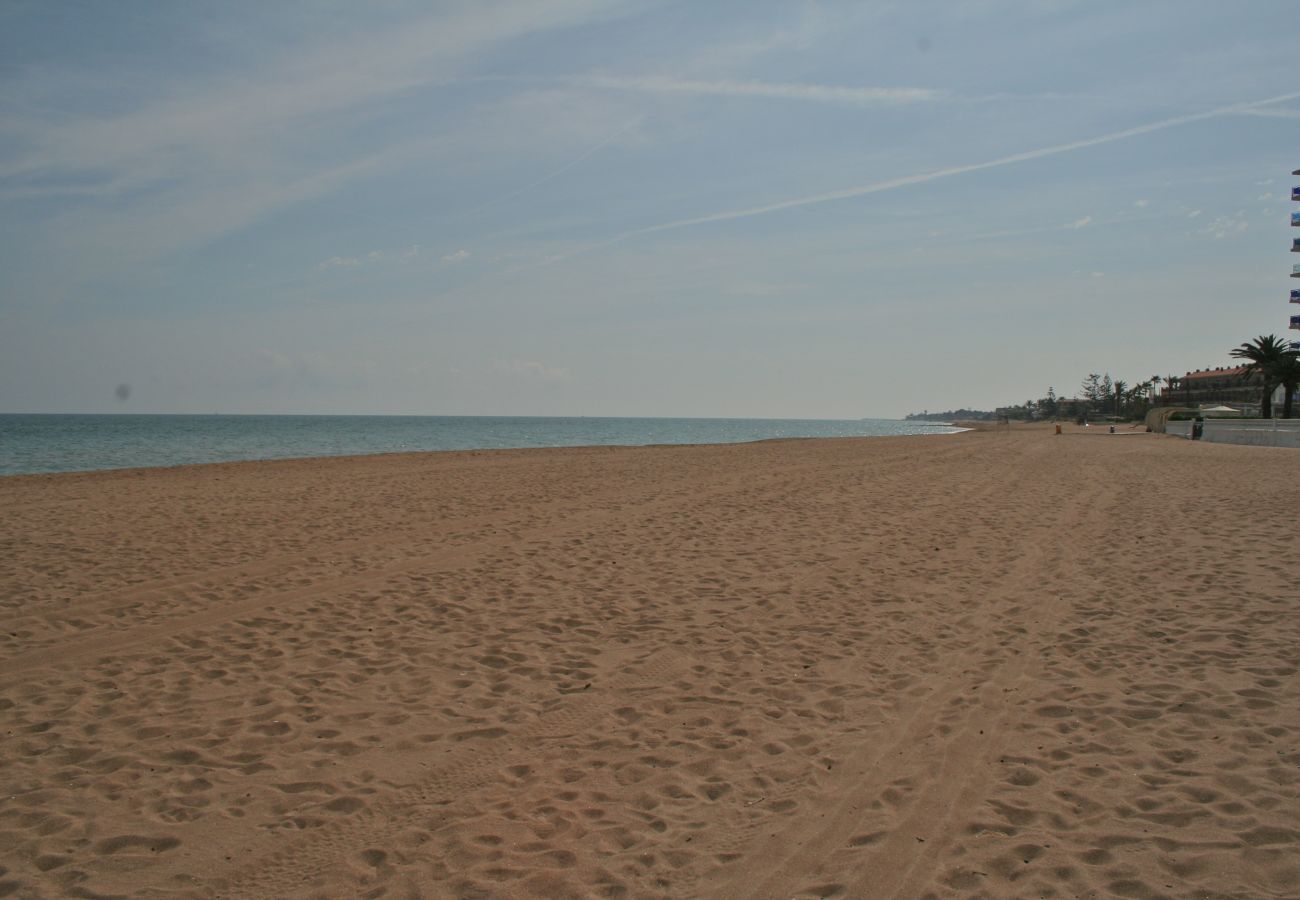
[0,413,963,478]
[1,429,1295,897]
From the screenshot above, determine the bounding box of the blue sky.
[2,0,1297,417]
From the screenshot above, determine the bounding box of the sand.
[0,428,1297,899]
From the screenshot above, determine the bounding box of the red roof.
[1182,366,1249,380]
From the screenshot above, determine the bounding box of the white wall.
[1166,418,1300,448]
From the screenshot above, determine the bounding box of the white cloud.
[320,255,363,269]
[442,249,471,263]
[1065,216,1092,229]
[1200,212,1248,239]
[1134,198,1148,208]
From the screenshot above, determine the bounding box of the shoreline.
[0,426,970,481]
[2,429,1294,897]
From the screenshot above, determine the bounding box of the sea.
[0,414,963,477]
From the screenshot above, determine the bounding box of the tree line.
[1000,374,1161,422]
[907,334,1300,423]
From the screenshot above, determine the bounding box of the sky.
[2,0,1298,419]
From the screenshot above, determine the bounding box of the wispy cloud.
[50,136,440,276]
[939,208,1172,245]
[318,245,469,270]
[495,359,571,380]
[525,74,944,105]
[1,1,627,189]
[460,118,641,218]
[1200,211,1249,239]
[0,0,635,284]
[727,281,810,297]
[320,256,363,269]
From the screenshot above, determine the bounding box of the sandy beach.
[0,428,1296,899]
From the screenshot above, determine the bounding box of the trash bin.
[1192,419,1204,440]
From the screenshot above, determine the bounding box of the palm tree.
[1113,380,1128,417]
[1230,334,1297,419]
[1133,380,1152,412]
[1273,353,1300,419]
[1163,373,1187,405]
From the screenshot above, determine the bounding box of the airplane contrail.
[545,89,1300,263]
[1234,106,1300,120]
[633,90,1300,237]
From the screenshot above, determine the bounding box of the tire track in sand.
[702,454,1104,899]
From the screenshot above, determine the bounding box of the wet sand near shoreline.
[1,429,1296,898]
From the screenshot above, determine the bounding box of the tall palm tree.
[1113,379,1128,417]
[1273,353,1300,419]
[1230,334,1297,419]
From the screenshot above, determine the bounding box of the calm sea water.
[0,414,962,477]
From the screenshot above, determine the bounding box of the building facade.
[1157,367,1259,409]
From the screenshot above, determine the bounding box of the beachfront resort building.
[1158,367,1258,410]
[1159,366,1296,413]
[1293,167,1300,340]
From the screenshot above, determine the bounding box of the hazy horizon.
[3,1,1298,419]
[0,411,933,421]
